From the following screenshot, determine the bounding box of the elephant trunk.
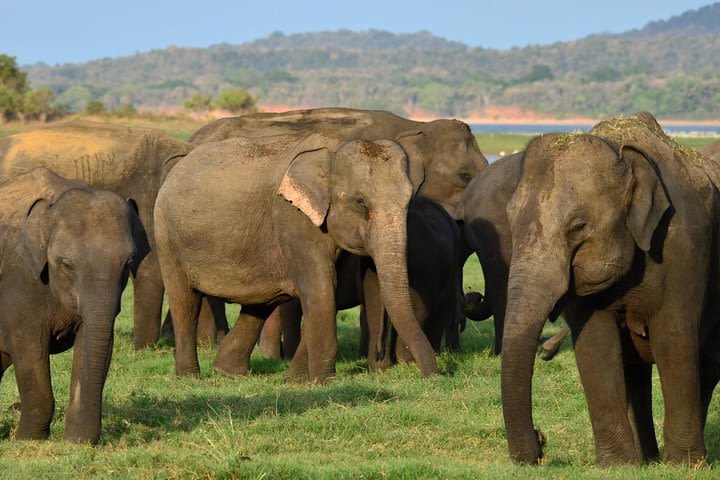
[64,279,120,444]
[369,207,437,377]
[501,253,568,463]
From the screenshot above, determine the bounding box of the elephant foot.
[538,338,561,361]
[175,363,201,378]
[284,366,309,383]
[212,357,250,377]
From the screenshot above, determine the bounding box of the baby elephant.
[0,168,149,444]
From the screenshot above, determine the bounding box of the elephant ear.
[126,198,151,276]
[16,198,51,279]
[622,145,671,252]
[278,147,332,226]
[396,130,427,193]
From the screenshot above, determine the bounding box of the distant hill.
[23,2,720,119]
[621,2,720,38]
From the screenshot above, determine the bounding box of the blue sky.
[2,0,714,65]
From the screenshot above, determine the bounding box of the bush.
[115,102,137,117]
[84,99,106,115]
[183,93,212,112]
[213,88,256,112]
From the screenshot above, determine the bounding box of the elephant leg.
[280,298,302,359]
[131,250,165,350]
[0,352,10,382]
[358,305,369,358]
[625,362,659,461]
[163,261,202,376]
[286,334,309,382]
[570,309,641,466]
[258,306,284,359]
[214,304,273,376]
[699,354,720,429]
[364,269,392,371]
[14,346,54,440]
[208,296,229,342]
[540,324,570,361]
[650,311,705,463]
[197,297,223,346]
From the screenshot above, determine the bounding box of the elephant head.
[279,137,436,376]
[501,129,671,463]
[16,184,150,443]
[396,119,488,218]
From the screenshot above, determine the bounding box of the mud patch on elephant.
[360,141,391,161]
[245,143,276,158]
[592,113,707,168]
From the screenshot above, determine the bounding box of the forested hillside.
[24,3,720,119]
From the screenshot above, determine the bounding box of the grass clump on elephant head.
[591,112,706,168]
[546,131,584,159]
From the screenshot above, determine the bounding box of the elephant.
[460,152,569,357]
[0,120,193,350]
[154,133,438,383]
[0,168,149,444]
[699,140,720,161]
[172,107,489,349]
[500,112,720,466]
[256,196,468,369]
[189,107,488,218]
[364,196,466,370]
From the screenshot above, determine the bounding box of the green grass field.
[0,256,718,479]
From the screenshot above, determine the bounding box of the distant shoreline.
[407,114,720,128]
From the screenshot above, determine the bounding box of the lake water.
[470,123,720,136]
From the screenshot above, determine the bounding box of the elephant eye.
[457,171,473,184]
[354,197,366,208]
[60,258,74,273]
[568,221,587,234]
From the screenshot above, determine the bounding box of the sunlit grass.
[1,256,718,478]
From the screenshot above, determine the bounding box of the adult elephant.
[155,133,437,382]
[501,112,720,466]
[0,168,149,444]
[190,108,488,217]
[176,107,489,349]
[0,121,193,349]
[699,139,720,160]
[460,152,569,357]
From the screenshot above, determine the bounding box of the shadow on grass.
[101,383,397,444]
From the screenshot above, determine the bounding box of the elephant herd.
[0,107,718,468]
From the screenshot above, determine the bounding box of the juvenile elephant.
[365,196,466,370]
[154,133,437,382]
[178,107,489,349]
[501,112,720,466]
[460,152,570,357]
[0,121,193,350]
[0,168,148,444]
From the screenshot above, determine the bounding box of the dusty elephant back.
[0,121,191,194]
[190,108,406,144]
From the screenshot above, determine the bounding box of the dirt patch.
[359,141,391,161]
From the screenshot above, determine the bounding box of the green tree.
[183,93,212,112]
[85,99,106,115]
[19,87,54,122]
[0,54,28,93]
[523,64,554,83]
[0,85,19,123]
[114,102,137,117]
[213,88,256,112]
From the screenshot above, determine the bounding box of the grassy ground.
[0,256,718,479]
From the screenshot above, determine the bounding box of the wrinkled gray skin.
[501,113,720,466]
[155,133,437,382]
[0,168,149,444]
[172,107,489,349]
[460,152,569,357]
[256,197,467,368]
[0,121,193,350]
